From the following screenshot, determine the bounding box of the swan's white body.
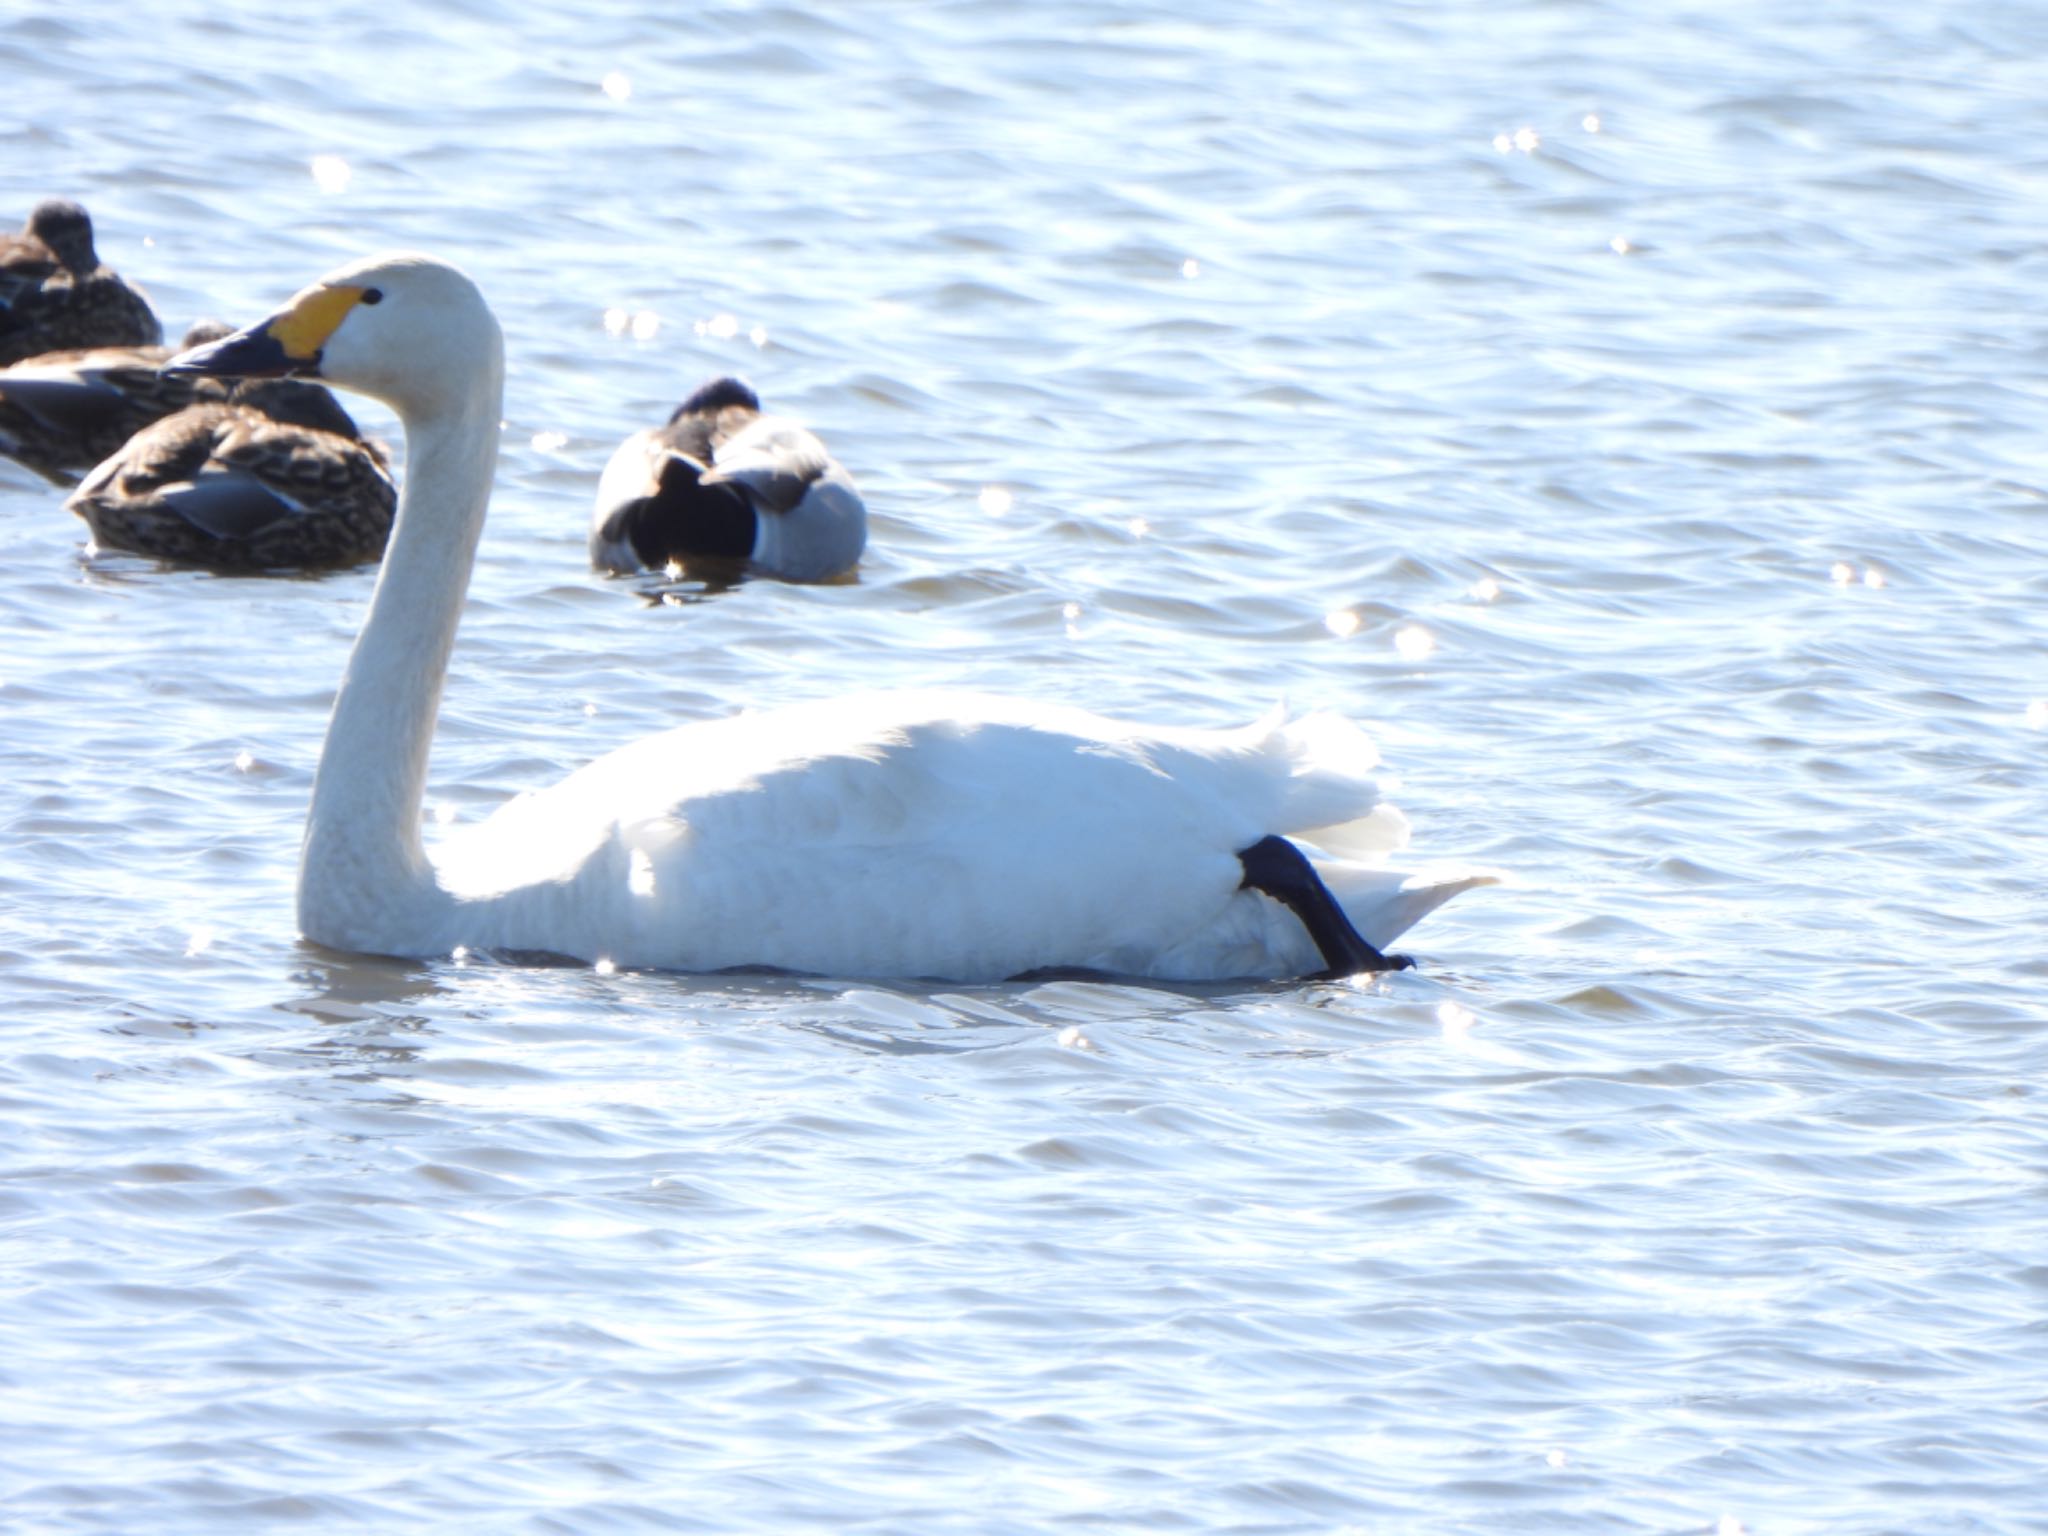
[175,254,1491,982]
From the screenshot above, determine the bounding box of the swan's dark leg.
[1236,834,1414,976]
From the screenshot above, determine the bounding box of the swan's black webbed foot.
[1236,833,1414,977]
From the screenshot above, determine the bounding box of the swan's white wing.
[436,691,1435,981]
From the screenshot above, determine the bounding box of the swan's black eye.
[360,287,384,305]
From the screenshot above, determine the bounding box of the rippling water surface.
[4,1,2045,1531]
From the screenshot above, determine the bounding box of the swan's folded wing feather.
[446,693,1420,978]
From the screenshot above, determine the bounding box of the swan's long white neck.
[296,336,503,952]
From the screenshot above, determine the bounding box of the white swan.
[590,376,866,581]
[171,253,1492,982]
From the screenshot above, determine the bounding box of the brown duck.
[0,198,162,365]
[66,379,397,571]
[0,320,236,485]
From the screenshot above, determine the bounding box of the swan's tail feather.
[1244,708,1395,837]
[1238,707,1495,952]
[1321,864,1502,949]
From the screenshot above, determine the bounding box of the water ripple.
[3,0,2046,1531]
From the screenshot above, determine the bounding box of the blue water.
[3,1,2045,1531]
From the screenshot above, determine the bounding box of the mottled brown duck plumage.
[66,379,397,571]
[0,198,162,365]
[0,321,234,485]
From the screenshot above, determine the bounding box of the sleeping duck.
[590,376,866,581]
[66,377,397,571]
[0,320,236,485]
[0,198,162,366]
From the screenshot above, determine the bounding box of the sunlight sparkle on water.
[629,848,657,897]
[1609,235,1634,255]
[1545,1448,1568,1468]
[979,486,1014,517]
[1863,566,1886,588]
[602,308,629,337]
[697,313,739,340]
[433,803,457,826]
[531,430,569,453]
[600,71,632,102]
[1469,576,1500,602]
[1181,257,1200,278]
[1831,561,1856,584]
[630,310,660,341]
[1324,608,1360,638]
[1494,126,1540,153]
[310,155,352,194]
[1395,624,1436,661]
[1438,1000,1474,1040]
[2025,700,2047,730]
[1582,114,1603,133]
[233,749,254,772]
[594,957,617,976]
[749,326,768,348]
[184,926,214,958]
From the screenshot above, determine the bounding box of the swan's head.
[167,252,502,419]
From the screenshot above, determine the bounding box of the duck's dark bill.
[165,322,315,380]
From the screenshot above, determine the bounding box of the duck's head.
[25,198,97,270]
[168,252,502,419]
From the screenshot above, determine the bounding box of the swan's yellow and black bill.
[165,284,370,379]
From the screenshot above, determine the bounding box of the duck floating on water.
[67,377,396,571]
[168,252,1491,981]
[0,320,236,485]
[0,198,161,366]
[590,376,867,581]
